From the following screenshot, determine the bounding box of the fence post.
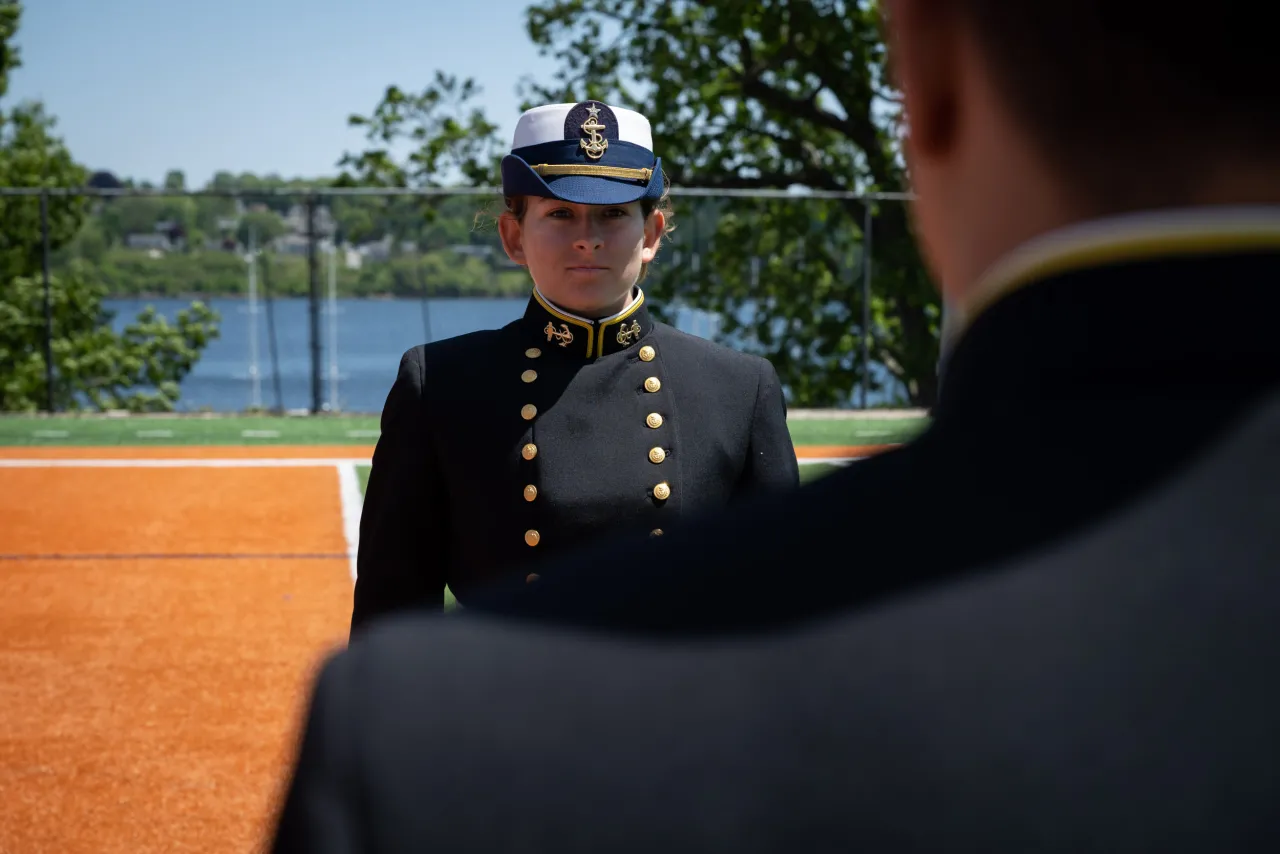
[40,190,55,413]
[860,199,873,409]
[306,195,323,414]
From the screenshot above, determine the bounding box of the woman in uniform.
[350,100,798,635]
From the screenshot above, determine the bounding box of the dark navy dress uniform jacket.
[350,287,798,633]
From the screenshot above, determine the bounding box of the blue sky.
[7,0,563,187]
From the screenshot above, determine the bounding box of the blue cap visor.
[501,139,664,205]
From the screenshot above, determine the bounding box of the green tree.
[0,265,220,412]
[0,1,220,412]
[236,209,287,248]
[0,0,85,285]
[340,0,941,405]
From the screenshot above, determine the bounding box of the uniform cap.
[501,100,665,206]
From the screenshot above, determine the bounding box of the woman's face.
[499,197,665,317]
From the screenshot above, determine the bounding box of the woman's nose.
[574,219,604,250]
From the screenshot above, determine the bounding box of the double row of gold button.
[518,343,670,550]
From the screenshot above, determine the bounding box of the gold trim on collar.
[596,290,647,357]
[532,288,594,355]
[531,287,647,357]
[952,207,1280,348]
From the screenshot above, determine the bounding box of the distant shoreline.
[102,292,525,301]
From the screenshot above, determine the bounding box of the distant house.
[354,235,393,262]
[272,234,311,256]
[282,203,336,236]
[126,233,172,251]
[154,219,187,249]
[271,234,337,256]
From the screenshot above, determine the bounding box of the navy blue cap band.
[502,143,665,204]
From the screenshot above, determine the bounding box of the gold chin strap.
[532,164,653,183]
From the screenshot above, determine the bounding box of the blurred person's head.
[885,0,1280,305]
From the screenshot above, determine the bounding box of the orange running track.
[0,443,894,461]
[0,464,354,853]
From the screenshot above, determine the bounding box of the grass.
[0,414,385,446]
[0,413,926,447]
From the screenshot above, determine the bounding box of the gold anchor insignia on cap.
[580,104,608,160]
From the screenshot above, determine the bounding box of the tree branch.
[735,37,854,141]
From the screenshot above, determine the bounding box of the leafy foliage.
[0,264,219,412]
[0,1,219,412]
[340,0,943,405]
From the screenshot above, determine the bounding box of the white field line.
[1,456,370,585]
[335,462,364,582]
[0,455,860,582]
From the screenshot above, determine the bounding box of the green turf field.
[0,413,927,447]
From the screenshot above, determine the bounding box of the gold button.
[649,447,666,464]
[526,573,540,583]
[646,412,664,429]
[521,404,537,420]
[644,377,661,393]
[523,484,537,502]
[650,528,663,537]
[522,443,538,460]
[526,348,541,358]
[639,345,656,362]
[653,482,671,501]
[525,529,540,547]
[521,369,537,383]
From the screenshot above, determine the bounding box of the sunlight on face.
[499,198,664,317]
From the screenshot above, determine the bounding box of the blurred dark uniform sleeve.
[740,358,799,492]
[350,347,448,636]
[270,652,363,854]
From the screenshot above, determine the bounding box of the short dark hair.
[953,1,1278,208]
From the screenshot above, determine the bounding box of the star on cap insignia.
[580,103,608,160]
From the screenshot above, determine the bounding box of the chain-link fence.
[1,186,943,414]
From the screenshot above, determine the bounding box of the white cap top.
[511,102,654,151]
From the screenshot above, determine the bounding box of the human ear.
[640,209,665,262]
[888,0,962,162]
[498,212,527,266]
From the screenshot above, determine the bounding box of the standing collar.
[946,205,1280,358]
[522,286,654,359]
[931,205,1280,419]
